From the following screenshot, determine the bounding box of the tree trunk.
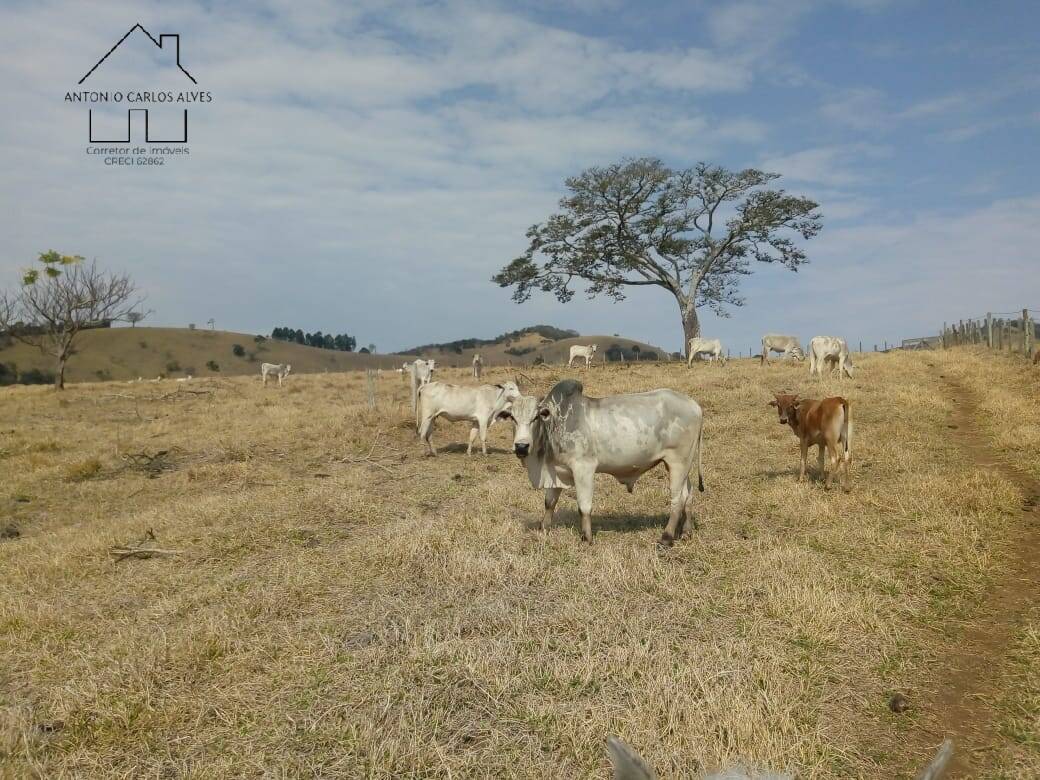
[55,355,66,390]
[681,306,701,356]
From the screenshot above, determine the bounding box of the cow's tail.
[842,399,852,463]
[696,422,705,492]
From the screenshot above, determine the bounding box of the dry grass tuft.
[62,457,103,482]
[0,352,1036,777]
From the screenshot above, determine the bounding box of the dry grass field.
[1,348,1038,778]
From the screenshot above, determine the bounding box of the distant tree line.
[271,327,356,352]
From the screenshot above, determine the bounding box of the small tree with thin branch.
[493,158,822,354]
[0,252,142,389]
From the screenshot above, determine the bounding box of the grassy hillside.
[0,326,673,384]
[411,329,672,367]
[0,327,412,384]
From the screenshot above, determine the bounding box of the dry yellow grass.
[0,350,1036,777]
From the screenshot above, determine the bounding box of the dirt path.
[917,371,1040,777]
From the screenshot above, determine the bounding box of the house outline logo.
[77,23,202,145]
[80,23,196,85]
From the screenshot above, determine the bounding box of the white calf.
[408,359,436,412]
[687,338,726,366]
[261,362,292,387]
[567,344,598,368]
[417,381,521,456]
[809,336,854,379]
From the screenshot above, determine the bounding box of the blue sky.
[1,0,1037,355]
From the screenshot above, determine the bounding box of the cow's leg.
[841,445,852,492]
[573,466,596,543]
[567,356,575,367]
[419,415,436,456]
[542,487,563,533]
[824,440,839,490]
[466,424,478,456]
[798,439,809,482]
[477,418,490,456]
[662,459,693,544]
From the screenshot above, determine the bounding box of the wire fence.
[940,307,1038,359]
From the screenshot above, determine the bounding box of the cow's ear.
[768,400,778,407]
[494,384,504,389]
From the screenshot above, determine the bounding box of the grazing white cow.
[687,337,726,366]
[809,336,854,379]
[261,362,291,387]
[175,375,193,383]
[760,334,805,365]
[472,353,484,379]
[408,359,436,412]
[417,380,521,456]
[567,344,598,368]
[500,380,704,545]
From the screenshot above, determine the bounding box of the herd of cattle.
[360,333,854,546]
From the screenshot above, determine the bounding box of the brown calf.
[769,393,852,491]
[1034,349,1040,365]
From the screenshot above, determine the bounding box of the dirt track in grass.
[911,361,1040,778]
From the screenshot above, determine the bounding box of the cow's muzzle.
[514,443,530,458]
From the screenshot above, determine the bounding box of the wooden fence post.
[365,369,376,409]
[986,313,993,348]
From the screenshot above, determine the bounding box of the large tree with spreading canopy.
[493,158,822,353]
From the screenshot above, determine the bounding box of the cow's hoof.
[581,533,593,544]
[659,533,674,547]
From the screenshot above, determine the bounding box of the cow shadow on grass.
[429,443,513,456]
[517,509,669,535]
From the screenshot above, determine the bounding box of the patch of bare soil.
[920,372,1040,777]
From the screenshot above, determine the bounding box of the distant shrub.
[643,351,659,361]
[533,355,545,366]
[253,335,267,344]
[165,360,181,373]
[232,344,246,357]
[138,341,148,349]
[0,362,16,386]
[206,360,220,372]
[64,457,102,482]
[505,346,535,356]
[19,368,55,385]
[184,366,197,376]
[94,369,112,381]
